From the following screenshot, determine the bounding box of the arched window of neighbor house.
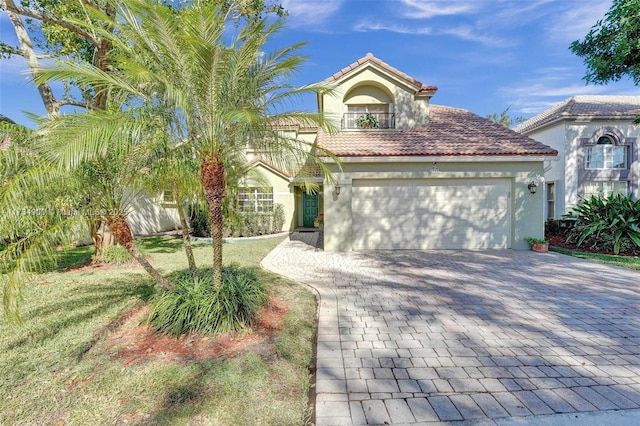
[583,134,629,198]
[585,135,627,169]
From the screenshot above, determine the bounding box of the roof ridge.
[326,53,430,91]
[516,95,640,134]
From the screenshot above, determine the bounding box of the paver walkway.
[262,231,640,425]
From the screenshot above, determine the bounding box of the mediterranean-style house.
[245,53,557,251]
[515,95,640,220]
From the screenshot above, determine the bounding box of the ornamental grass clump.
[148,265,267,336]
[565,193,640,255]
[100,245,133,265]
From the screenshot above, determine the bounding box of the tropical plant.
[148,265,267,336]
[100,244,132,265]
[524,237,548,244]
[0,120,91,321]
[35,0,338,290]
[357,113,379,129]
[139,142,203,277]
[564,193,640,255]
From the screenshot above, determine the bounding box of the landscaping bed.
[0,236,316,425]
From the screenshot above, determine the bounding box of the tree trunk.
[200,154,226,289]
[88,217,103,261]
[105,214,174,290]
[176,192,197,277]
[3,0,59,118]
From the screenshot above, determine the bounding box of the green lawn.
[551,246,640,270]
[1,236,316,425]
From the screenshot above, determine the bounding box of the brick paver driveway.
[262,231,640,425]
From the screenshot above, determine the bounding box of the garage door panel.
[352,179,511,250]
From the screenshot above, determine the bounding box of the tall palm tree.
[38,0,338,288]
[35,107,175,290]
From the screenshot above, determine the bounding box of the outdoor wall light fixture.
[528,181,538,194]
[334,183,341,196]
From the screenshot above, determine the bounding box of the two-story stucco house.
[515,96,640,220]
[245,54,557,251]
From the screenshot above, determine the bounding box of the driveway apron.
[262,231,640,425]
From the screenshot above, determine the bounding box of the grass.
[551,246,640,270]
[0,235,317,425]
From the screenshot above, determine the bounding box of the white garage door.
[352,179,511,250]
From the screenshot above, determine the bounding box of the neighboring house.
[247,53,557,251]
[515,95,640,220]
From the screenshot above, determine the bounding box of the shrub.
[187,203,211,238]
[272,204,285,232]
[190,203,286,238]
[148,265,267,336]
[100,244,132,265]
[565,193,640,255]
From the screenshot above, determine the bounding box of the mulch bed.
[93,296,289,366]
[548,235,640,257]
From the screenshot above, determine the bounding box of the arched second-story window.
[342,84,395,129]
[585,135,627,169]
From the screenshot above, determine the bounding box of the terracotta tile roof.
[326,53,438,95]
[515,95,640,134]
[245,156,323,178]
[317,105,557,158]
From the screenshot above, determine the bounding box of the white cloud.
[435,25,511,47]
[399,0,480,19]
[281,0,342,28]
[353,20,432,35]
[545,1,612,42]
[0,55,32,80]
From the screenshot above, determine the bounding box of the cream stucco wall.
[323,160,546,252]
[241,163,297,232]
[322,67,430,130]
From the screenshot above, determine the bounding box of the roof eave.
[321,154,557,163]
[519,114,640,134]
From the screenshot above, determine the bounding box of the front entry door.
[302,192,319,227]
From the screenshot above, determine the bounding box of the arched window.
[342,84,395,129]
[585,135,627,169]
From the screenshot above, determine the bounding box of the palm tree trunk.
[105,214,174,290]
[200,153,225,289]
[88,217,104,261]
[176,194,197,277]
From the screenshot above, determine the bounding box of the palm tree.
[38,0,338,288]
[140,145,202,277]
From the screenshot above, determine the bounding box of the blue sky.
[1,0,638,127]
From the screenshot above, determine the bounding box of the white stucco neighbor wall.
[323,159,546,252]
[525,125,566,217]
[127,192,181,236]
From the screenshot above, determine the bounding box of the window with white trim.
[546,182,555,220]
[583,181,628,198]
[238,187,273,212]
[585,136,627,169]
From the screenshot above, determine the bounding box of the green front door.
[302,192,319,227]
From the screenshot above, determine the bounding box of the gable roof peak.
[326,53,438,96]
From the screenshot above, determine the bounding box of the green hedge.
[188,203,285,238]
